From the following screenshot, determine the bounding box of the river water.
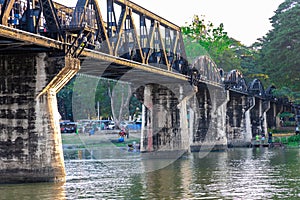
[0,147,300,199]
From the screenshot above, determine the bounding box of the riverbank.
[61,130,141,149]
[61,130,300,151]
[272,133,300,148]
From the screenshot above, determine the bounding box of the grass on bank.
[61,133,140,149]
[274,134,300,147]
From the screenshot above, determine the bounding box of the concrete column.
[266,102,277,130]
[259,99,263,133]
[188,94,197,152]
[214,90,228,149]
[0,53,66,183]
[140,85,153,152]
[262,101,270,135]
[190,85,227,151]
[226,92,246,147]
[244,97,255,143]
[273,103,277,128]
[140,84,189,156]
[250,97,261,138]
[178,85,189,151]
[276,104,284,127]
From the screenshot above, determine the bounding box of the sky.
[56,0,285,46]
[131,0,284,46]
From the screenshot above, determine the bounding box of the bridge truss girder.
[0,0,189,74]
[105,0,187,73]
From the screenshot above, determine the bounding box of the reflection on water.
[0,182,66,200]
[0,148,300,199]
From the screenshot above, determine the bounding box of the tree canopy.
[181,15,242,72]
[181,5,300,103]
[257,0,300,102]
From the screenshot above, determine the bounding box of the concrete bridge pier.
[265,100,288,133]
[190,84,228,151]
[243,97,255,144]
[275,103,284,127]
[262,100,271,135]
[250,97,269,138]
[226,92,253,147]
[140,84,189,158]
[0,53,79,183]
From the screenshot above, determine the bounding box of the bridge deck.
[0,24,224,88]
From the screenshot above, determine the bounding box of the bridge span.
[0,0,296,183]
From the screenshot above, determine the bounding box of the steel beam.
[0,0,15,26]
[40,0,63,40]
[114,0,181,31]
[81,48,188,81]
[0,25,64,49]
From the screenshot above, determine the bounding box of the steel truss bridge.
[0,0,294,105]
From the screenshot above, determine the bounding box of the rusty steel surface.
[0,0,186,65]
[81,48,188,81]
[0,25,64,49]
[0,25,223,89]
[0,0,225,89]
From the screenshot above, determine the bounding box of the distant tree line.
[182,0,300,104]
[57,74,142,123]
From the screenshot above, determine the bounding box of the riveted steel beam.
[38,56,81,97]
[114,0,181,31]
[0,0,15,26]
[0,24,64,49]
[81,48,188,81]
[40,0,63,40]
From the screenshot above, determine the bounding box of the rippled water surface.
[1,148,300,199]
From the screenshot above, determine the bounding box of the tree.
[95,79,112,119]
[71,74,99,120]
[57,74,142,123]
[181,15,242,72]
[107,81,132,128]
[57,78,75,121]
[258,0,300,93]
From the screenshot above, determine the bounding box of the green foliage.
[95,79,113,118]
[181,15,242,72]
[57,78,75,120]
[258,0,300,94]
[273,87,300,103]
[57,74,141,122]
[274,137,281,143]
[71,74,99,120]
[183,1,300,100]
[280,137,288,144]
[288,134,300,143]
[182,36,208,63]
[129,96,142,119]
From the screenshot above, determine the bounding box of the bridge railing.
[0,0,27,28]
[66,7,96,30]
